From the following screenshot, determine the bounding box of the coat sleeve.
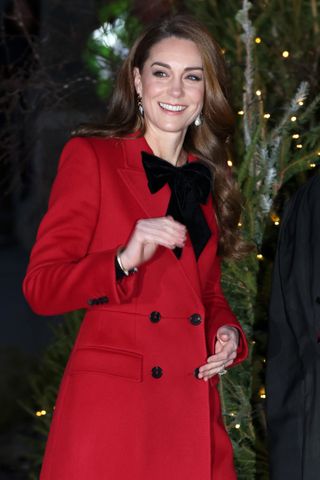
[203,254,248,365]
[23,137,139,316]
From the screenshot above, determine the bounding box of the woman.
[23,15,248,480]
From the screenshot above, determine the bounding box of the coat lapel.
[117,135,202,304]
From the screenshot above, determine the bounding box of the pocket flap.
[69,346,143,382]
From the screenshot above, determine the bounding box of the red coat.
[23,135,248,480]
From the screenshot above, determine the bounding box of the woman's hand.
[198,325,239,381]
[119,216,187,271]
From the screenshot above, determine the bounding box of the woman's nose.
[167,77,184,98]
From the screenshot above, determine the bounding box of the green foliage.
[24,311,84,476]
[84,0,142,98]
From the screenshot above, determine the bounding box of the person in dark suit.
[267,172,320,480]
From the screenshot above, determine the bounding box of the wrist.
[117,248,138,276]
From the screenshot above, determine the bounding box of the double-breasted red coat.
[23,135,248,480]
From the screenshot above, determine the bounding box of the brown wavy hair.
[76,14,249,259]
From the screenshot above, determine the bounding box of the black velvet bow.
[141,151,212,260]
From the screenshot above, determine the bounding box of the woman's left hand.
[197,326,239,381]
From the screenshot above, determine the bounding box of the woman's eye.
[152,70,167,78]
[186,74,202,81]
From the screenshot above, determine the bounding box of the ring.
[218,368,227,376]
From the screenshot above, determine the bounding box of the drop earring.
[194,113,203,127]
[137,95,144,116]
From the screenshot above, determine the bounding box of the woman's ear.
[133,67,142,96]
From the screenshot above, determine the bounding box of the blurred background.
[1,0,319,478]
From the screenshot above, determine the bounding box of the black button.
[100,296,109,304]
[190,313,202,326]
[88,298,97,306]
[151,366,163,379]
[149,311,161,323]
[316,297,320,304]
[194,367,200,379]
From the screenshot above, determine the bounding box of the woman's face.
[134,36,205,137]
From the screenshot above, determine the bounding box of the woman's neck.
[144,127,187,166]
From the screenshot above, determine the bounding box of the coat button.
[88,298,97,306]
[149,311,161,323]
[151,366,163,379]
[189,313,202,326]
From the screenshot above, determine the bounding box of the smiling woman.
[23,14,249,480]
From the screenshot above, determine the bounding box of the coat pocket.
[68,346,143,382]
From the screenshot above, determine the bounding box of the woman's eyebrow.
[150,61,203,71]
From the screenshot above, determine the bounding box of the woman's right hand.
[119,216,187,271]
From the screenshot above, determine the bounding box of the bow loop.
[141,151,212,260]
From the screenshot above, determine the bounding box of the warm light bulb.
[41,410,47,415]
[256,89,262,96]
[235,424,241,429]
[282,50,289,58]
[35,411,41,417]
[259,386,266,399]
[238,110,244,115]
[227,160,233,167]
[292,133,300,139]
[238,222,242,227]
[257,254,264,260]
[291,116,297,122]
[298,101,304,106]
[263,113,270,119]
[296,144,303,149]
[255,37,262,44]
[310,163,316,168]
[317,152,320,156]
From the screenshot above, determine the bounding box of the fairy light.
[317,152,320,156]
[256,253,264,260]
[296,144,303,149]
[35,409,47,417]
[291,116,297,122]
[235,423,241,429]
[310,163,316,168]
[227,160,233,167]
[292,133,300,139]
[255,37,262,44]
[282,50,289,58]
[238,110,244,115]
[263,113,270,119]
[256,89,262,97]
[238,222,242,227]
[271,213,280,226]
[298,100,304,106]
[259,386,266,399]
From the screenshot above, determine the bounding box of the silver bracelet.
[116,249,138,276]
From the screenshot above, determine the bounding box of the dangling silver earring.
[194,113,202,127]
[137,95,144,116]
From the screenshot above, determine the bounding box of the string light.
[227,160,233,167]
[310,163,316,168]
[235,423,241,429]
[271,213,280,226]
[282,50,289,58]
[259,386,266,399]
[292,133,300,139]
[256,89,262,97]
[255,37,262,44]
[238,110,244,115]
[35,409,47,417]
[317,152,320,156]
[296,144,303,149]
[291,116,297,122]
[263,113,270,119]
[256,253,264,260]
[298,100,304,106]
[238,222,242,227]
